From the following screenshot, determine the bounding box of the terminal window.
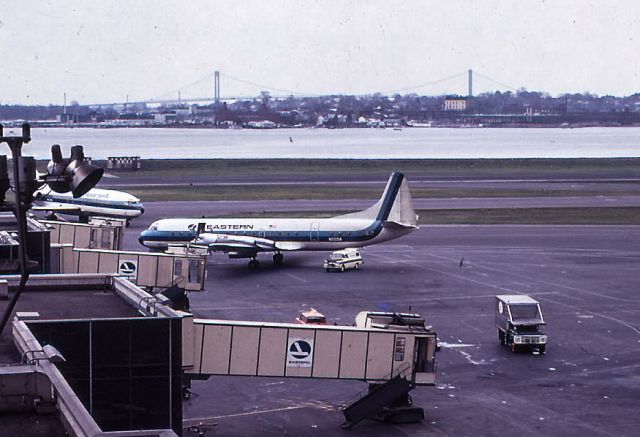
[27,317,182,434]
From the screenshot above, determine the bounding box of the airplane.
[32,186,145,225]
[138,172,418,268]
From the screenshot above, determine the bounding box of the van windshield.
[510,304,541,321]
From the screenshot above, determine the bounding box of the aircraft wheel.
[340,265,345,272]
[355,263,360,270]
[273,253,284,265]
[248,259,260,269]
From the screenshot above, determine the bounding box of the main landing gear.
[273,253,284,265]
[247,253,284,269]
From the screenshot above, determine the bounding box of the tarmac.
[2,167,639,436]
[123,203,640,436]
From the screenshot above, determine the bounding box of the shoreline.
[11,122,640,129]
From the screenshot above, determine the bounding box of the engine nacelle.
[194,233,275,250]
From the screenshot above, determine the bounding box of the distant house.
[245,120,276,129]
[154,112,177,124]
[443,97,468,111]
[107,156,141,171]
[383,118,402,127]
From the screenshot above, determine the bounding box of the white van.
[323,248,363,272]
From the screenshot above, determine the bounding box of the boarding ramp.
[41,218,125,251]
[66,248,207,292]
[182,317,436,384]
[341,364,425,428]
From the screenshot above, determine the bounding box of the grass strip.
[210,207,640,225]
[79,157,640,178]
[419,207,640,225]
[125,185,640,202]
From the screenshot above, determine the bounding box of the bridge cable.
[473,71,520,92]
[375,71,468,95]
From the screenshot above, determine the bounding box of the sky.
[1,0,639,105]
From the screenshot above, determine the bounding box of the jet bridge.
[63,247,207,292]
[180,315,437,427]
[41,218,125,251]
[181,316,437,385]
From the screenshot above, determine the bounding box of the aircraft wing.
[194,233,276,252]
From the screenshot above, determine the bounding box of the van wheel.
[498,330,505,346]
[340,265,345,272]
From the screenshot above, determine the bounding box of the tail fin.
[338,172,418,227]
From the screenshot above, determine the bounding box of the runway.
[132,196,640,221]
[103,172,640,193]
[123,203,640,436]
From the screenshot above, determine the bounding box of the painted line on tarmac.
[537,295,640,336]
[427,251,640,304]
[284,272,308,283]
[577,364,640,375]
[184,402,334,425]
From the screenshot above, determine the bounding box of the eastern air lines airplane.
[138,172,418,268]
[32,186,145,225]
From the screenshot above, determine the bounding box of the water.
[9,126,640,159]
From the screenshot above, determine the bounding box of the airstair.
[341,363,424,429]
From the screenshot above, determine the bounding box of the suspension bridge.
[88,69,520,108]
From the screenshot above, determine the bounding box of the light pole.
[0,123,35,336]
[0,123,104,335]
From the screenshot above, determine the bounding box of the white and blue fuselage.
[139,172,418,261]
[33,187,145,220]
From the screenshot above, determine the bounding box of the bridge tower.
[468,69,473,97]
[214,71,220,104]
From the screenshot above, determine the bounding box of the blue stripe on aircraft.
[139,219,386,246]
[376,172,403,221]
[42,195,142,211]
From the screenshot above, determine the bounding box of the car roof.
[496,294,539,304]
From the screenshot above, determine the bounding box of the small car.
[323,248,363,272]
[296,308,327,325]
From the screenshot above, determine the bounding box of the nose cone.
[138,230,149,246]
